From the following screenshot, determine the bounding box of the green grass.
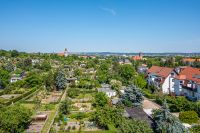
[41,104,58,133]
[21,103,36,110]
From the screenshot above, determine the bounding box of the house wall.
[174,79,182,95]
[148,72,176,94]
[106,92,116,98]
[174,79,200,100]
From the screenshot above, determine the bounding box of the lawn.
[21,103,36,110]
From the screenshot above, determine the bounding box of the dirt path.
[143,98,161,110]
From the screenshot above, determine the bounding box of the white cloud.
[100,7,116,16]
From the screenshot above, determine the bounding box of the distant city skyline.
[0,0,200,53]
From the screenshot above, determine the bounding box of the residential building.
[10,74,22,83]
[118,59,132,65]
[97,84,116,98]
[174,66,200,101]
[137,64,148,74]
[147,66,176,94]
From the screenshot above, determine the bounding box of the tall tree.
[0,105,32,133]
[93,92,109,107]
[119,119,153,133]
[153,99,188,133]
[119,64,135,85]
[55,70,67,90]
[44,71,55,91]
[59,99,72,115]
[121,85,143,107]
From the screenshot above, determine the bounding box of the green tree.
[190,125,200,133]
[134,75,147,89]
[44,71,55,91]
[93,92,108,107]
[0,105,32,133]
[40,61,51,71]
[119,64,135,85]
[4,62,15,72]
[118,119,153,133]
[179,111,199,124]
[153,99,187,133]
[96,62,110,83]
[110,79,122,92]
[0,69,10,88]
[55,70,67,90]
[11,50,19,57]
[59,99,72,115]
[25,74,42,88]
[90,106,124,128]
[122,85,143,107]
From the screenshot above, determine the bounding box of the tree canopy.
[153,100,187,133]
[121,85,143,107]
[0,105,32,133]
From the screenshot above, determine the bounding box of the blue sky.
[0,0,200,53]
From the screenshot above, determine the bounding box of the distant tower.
[64,48,69,57]
[139,52,143,57]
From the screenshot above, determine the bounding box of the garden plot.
[0,94,21,99]
[65,121,81,131]
[72,103,92,112]
[41,91,62,104]
[82,121,101,131]
[26,111,50,133]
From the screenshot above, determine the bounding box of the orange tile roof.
[175,67,200,84]
[148,66,173,78]
[132,55,143,61]
[57,53,65,56]
[183,58,200,62]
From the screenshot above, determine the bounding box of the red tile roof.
[57,53,65,56]
[183,58,200,63]
[147,66,173,78]
[132,55,143,61]
[175,67,200,84]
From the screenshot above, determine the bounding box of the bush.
[67,88,80,98]
[190,125,200,133]
[179,111,199,124]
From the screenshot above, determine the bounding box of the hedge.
[190,125,200,133]
[4,87,38,106]
[179,111,199,124]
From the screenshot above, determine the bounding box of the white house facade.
[174,67,200,101]
[147,66,176,94]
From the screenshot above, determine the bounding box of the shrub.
[190,125,200,133]
[67,88,80,98]
[179,111,199,124]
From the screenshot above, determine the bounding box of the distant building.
[182,58,200,65]
[119,59,132,65]
[147,66,176,94]
[132,52,143,61]
[57,48,69,57]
